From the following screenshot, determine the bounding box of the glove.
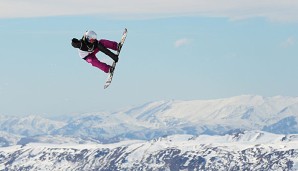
[71,38,81,48]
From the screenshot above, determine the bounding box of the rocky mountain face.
[1,95,298,170]
[1,132,298,171]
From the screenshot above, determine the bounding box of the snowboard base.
[104,28,127,89]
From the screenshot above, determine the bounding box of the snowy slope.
[123,95,298,127]
[1,95,298,170]
[0,131,297,171]
[0,115,65,136]
[1,95,298,146]
[113,95,298,139]
[0,131,20,147]
[52,112,145,142]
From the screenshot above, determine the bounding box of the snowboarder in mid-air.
[71,30,120,73]
[72,29,127,89]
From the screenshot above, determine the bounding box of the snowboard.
[104,28,127,89]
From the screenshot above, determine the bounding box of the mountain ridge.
[1,131,298,171]
[1,95,298,146]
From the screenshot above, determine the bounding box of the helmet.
[84,30,97,43]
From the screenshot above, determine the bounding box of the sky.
[0,0,298,116]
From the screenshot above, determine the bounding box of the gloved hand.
[71,38,81,48]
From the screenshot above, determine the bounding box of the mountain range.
[1,95,298,170]
[1,95,298,146]
[1,131,298,170]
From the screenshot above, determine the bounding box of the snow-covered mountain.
[1,131,298,171]
[1,95,298,170]
[53,95,298,142]
[122,95,298,129]
[0,115,65,137]
[1,95,298,146]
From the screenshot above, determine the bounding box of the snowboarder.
[71,30,120,73]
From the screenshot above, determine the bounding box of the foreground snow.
[1,131,298,170]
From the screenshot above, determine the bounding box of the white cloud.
[1,0,298,22]
[174,38,191,48]
[281,37,295,48]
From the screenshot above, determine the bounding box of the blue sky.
[1,0,298,116]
